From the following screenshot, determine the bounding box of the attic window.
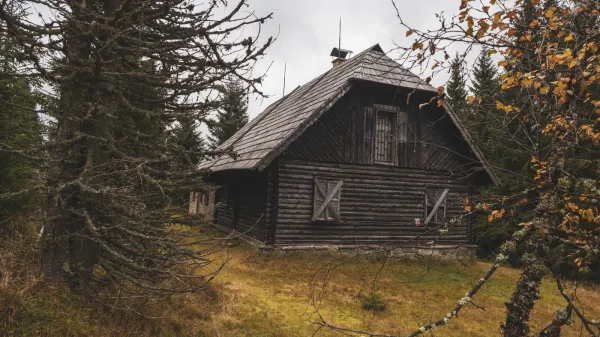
[375,111,396,163]
[373,107,408,165]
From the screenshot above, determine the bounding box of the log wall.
[213,171,268,241]
[274,159,471,245]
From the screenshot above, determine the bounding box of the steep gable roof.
[200,44,500,185]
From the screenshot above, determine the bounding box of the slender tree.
[0,0,272,296]
[446,53,468,117]
[207,81,249,146]
[469,49,500,145]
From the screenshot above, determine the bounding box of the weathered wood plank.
[274,159,471,245]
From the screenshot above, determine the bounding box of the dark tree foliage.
[0,0,272,296]
[472,0,566,261]
[0,3,40,232]
[207,80,249,146]
[446,53,468,116]
[169,117,206,205]
[170,118,206,167]
[469,49,500,145]
[464,49,531,260]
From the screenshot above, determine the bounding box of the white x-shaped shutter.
[424,188,449,225]
[312,178,343,223]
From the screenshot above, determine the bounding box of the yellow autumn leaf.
[406,30,414,37]
[539,87,550,94]
[465,205,472,212]
[567,202,579,212]
[468,96,475,104]
[437,86,445,96]
[529,19,539,28]
[582,209,594,221]
[564,34,574,42]
[569,60,578,69]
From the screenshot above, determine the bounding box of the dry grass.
[2,228,599,336]
[193,236,600,337]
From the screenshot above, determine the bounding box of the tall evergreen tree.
[469,49,500,145]
[0,0,272,294]
[207,81,249,146]
[470,49,499,109]
[169,117,206,206]
[446,53,468,117]
[170,117,205,167]
[0,3,40,232]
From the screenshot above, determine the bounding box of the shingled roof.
[200,44,500,185]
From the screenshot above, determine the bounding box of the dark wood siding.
[282,82,473,173]
[212,82,484,246]
[213,171,268,241]
[275,159,471,245]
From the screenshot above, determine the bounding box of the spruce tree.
[207,81,249,146]
[469,49,500,145]
[0,3,40,232]
[0,0,272,295]
[169,117,206,205]
[170,118,206,167]
[446,53,468,117]
[470,49,499,107]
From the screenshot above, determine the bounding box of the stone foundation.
[259,244,476,261]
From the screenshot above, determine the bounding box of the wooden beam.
[424,188,449,225]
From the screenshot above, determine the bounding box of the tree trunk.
[502,144,570,337]
[501,246,545,337]
[41,177,98,285]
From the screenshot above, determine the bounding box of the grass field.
[179,235,600,337]
[3,229,599,336]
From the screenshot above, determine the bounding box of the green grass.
[3,229,599,336]
[189,237,600,337]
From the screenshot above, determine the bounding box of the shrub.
[359,292,386,312]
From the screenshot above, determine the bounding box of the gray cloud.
[246,0,463,118]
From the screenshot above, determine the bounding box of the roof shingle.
[200,44,436,172]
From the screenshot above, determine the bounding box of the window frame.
[372,105,408,166]
[374,109,397,165]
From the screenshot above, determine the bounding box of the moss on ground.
[194,239,600,337]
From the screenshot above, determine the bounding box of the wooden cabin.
[198,44,499,248]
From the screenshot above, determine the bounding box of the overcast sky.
[244,0,461,118]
